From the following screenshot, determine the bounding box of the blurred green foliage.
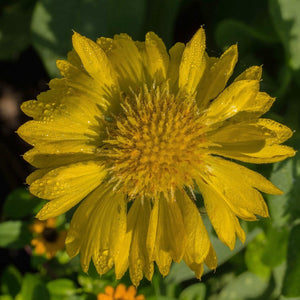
[1,0,300,299]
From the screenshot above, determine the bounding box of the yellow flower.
[97,284,145,300]
[18,28,295,285]
[30,218,67,258]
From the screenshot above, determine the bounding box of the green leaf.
[270,0,300,70]
[105,0,146,38]
[0,296,14,300]
[0,221,31,248]
[147,297,177,300]
[179,283,206,300]
[0,0,36,60]
[21,274,49,300]
[56,250,71,265]
[208,225,261,268]
[272,262,287,299]
[30,253,47,269]
[47,279,77,298]
[218,272,268,300]
[77,274,108,295]
[142,0,182,47]
[267,139,300,227]
[245,232,272,279]
[215,19,278,51]
[31,0,147,77]
[0,265,22,297]
[282,224,300,297]
[261,226,289,268]
[3,188,46,219]
[279,296,300,300]
[64,296,95,300]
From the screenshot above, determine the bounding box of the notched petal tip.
[145,31,159,40]
[235,65,263,82]
[204,245,217,270]
[56,59,65,69]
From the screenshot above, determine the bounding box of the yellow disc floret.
[104,83,206,199]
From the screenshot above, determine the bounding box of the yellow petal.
[114,229,131,280]
[197,44,238,109]
[91,191,126,274]
[30,161,103,199]
[179,28,206,94]
[26,168,51,185]
[155,249,172,277]
[21,76,106,126]
[128,199,154,286]
[208,121,274,153]
[49,77,107,111]
[97,34,145,90]
[176,191,210,264]
[66,185,102,258]
[258,119,293,145]
[56,60,109,109]
[199,157,271,220]
[18,78,104,144]
[134,41,148,75]
[234,65,262,81]
[33,161,106,219]
[67,185,126,274]
[56,59,88,79]
[66,49,84,70]
[145,32,169,81]
[152,196,186,274]
[72,31,119,91]
[212,156,282,195]
[211,144,295,163]
[186,262,204,280]
[228,92,275,124]
[197,175,246,249]
[204,245,217,270]
[167,42,185,89]
[247,91,275,115]
[23,143,99,168]
[17,119,98,146]
[21,95,100,125]
[201,80,259,126]
[146,198,159,260]
[208,118,293,155]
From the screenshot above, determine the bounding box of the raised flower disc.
[18,28,295,285]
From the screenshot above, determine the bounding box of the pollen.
[104,83,206,199]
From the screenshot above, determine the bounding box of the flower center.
[104,84,206,199]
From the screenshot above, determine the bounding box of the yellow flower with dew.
[30,218,67,258]
[97,284,145,300]
[18,28,295,285]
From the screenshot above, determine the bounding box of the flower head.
[97,284,145,300]
[18,28,295,285]
[30,218,67,258]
